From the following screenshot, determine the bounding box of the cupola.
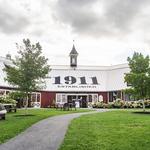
[69,44,78,67]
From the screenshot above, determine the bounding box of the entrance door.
[78,96,87,108]
[67,95,76,103]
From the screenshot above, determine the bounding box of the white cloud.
[0,0,150,66]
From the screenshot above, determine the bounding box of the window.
[72,57,76,64]
[30,93,41,103]
[109,92,113,102]
[62,95,67,103]
[6,91,10,95]
[99,95,103,102]
[0,90,5,97]
[88,95,92,102]
[37,94,40,102]
[31,94,36,102]
[56,94,61,103]
[92,94,98,103]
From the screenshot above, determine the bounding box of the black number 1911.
[53,76,98,85]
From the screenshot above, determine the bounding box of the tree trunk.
[142,99,146,112]
[24,94,28,115]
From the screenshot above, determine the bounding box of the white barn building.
[0,45,130,108]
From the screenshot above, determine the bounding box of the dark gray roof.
[70,44,78,55]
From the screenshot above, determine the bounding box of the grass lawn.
[0,108,91,144]
[59,110,150,150]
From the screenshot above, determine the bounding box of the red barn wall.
[40,91,108,107]
[41,91,56,108]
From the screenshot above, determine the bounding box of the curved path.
[0,109,108,150]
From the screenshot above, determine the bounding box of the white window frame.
[56,94,67,104]
[92,94,98,103]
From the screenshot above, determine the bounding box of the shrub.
[96,102,104,108]
[88,102,93,108]
[103,103,110,108]
[107,102,113,108]
[144,100,150,108]
[91,103,97,108]
[112,99,124,108]
[0,96,17,105]
[91,99,150,109]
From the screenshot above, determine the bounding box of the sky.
[0,0,150,66]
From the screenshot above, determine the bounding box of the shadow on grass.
[14,114,36,117]
[133,111,150,115]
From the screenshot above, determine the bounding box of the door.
[78,96,87,108]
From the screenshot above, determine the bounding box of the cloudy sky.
[0,0,150,66]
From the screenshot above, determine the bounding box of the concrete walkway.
[0,109,108,150]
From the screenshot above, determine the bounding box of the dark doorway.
[67,95,88,108]
[67,95,76,103]
[78,96,87,108]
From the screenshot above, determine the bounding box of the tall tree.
[124,52,150,111]
[4,39,50,113]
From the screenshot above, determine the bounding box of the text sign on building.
[45,69,108,92]
[48,76,99,89]
[52,76,99,85]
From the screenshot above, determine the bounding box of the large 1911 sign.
[52,76,99,85]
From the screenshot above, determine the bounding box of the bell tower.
[69,44,78,67]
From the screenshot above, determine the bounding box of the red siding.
[40,91,108,107]
[98,92,108,103]
[41,92,56,108]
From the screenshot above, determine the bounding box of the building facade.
[0,45,130,108]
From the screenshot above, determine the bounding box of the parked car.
[0,104,7,120]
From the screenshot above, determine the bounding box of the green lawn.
[0,108,91,144]
[59,110,150,150]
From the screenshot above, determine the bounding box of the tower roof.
[70,44,78,55]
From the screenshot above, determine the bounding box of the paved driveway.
[0,109,108,150]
